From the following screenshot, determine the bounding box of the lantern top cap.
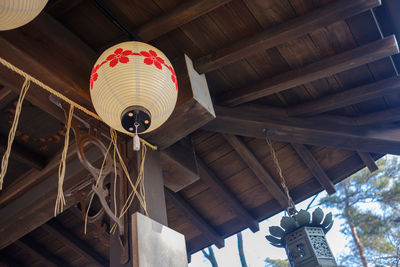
[266,208,334,248]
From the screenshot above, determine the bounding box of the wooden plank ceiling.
[0,0,400,265]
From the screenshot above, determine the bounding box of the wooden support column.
[110,143,170,266]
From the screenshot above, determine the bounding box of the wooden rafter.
[0,145,103,249]
[287,76,400,117]
[196,156,259,232]
[219,36,399,106]
[14,239,64,267]
[42,221,107,267]
[356,106,400,125]
[194,0,381,73]
[0,142,77,208]
[0,135,46,170]
[137,0,232,42]
[186,152,382,254]
[357,152,379,172]
[221,134,289,209]
[161,141,199,192]
[203,105,400,155]
[291,143,336,195]
[164,188,225,249]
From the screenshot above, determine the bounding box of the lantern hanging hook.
[133,122,140,151]
[263,129,297,216]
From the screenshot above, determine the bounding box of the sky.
[188,191,348,267]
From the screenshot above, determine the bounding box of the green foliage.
[320,156,400,267]
[264,257,289,267]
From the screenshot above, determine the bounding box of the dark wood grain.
[14,240,61,267]
[221,134,289,208]
[356,106,400,125]
[164,188,224,249]
[219,36,399,106]
[161,141,199,192]
[196,156,259,232]
[194,0,381,73]
[288,76,400,116]
[291,143,336,195]
[42,221,107,267]
[204,105,400,155]
[137,0,232,42]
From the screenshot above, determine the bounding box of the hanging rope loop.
[0,77,30,189]
[263,129,297,215]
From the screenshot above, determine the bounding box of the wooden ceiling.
[1,0,400,266]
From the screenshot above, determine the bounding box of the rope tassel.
[0,78,30,189]
[54,105,74,216]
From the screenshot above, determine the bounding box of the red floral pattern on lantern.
[91,48,177,91]
[168,66,178,91]
[106,48,132,67]
[90,64,100,90]
[141,50,165,70]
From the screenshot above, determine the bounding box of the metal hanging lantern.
[263,130,338,267]
[90,41,178,149]
[266,208,338,267]
[0,0,48,31]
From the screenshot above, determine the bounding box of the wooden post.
[110,141,171,266]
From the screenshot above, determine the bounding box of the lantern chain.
[264,129,297,215]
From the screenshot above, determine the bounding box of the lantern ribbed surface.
[90,41,178,134]
[0,0,47,31]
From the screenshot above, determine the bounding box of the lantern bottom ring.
[121,106,151,133]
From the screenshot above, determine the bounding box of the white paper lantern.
[90,41,178,135]
[0,0,48,31]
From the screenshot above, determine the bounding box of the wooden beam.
[194,0,381,73]
[221,134,289,209]
[203,105,400,155]
[137,0,232,42]
[144,55,215,149]
[196,156,259,232]
[161,140,199,192]
[0,145,103,249]
[42,221,107,267]
[291,143,336,195]
[219,36,399,106]
[355,106,400,125]
[164,188,225,249]
[14,240,62,267]
[357,152,378,172]
[0,135,46,170]
[0,142,77,208]
[287,76,400,117]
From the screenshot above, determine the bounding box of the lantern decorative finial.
[90,41,178,137]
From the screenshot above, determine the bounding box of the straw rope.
[0,57,101,121]
[0,56,157,226]
[0,78,30,189]
[54,105,74,216]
